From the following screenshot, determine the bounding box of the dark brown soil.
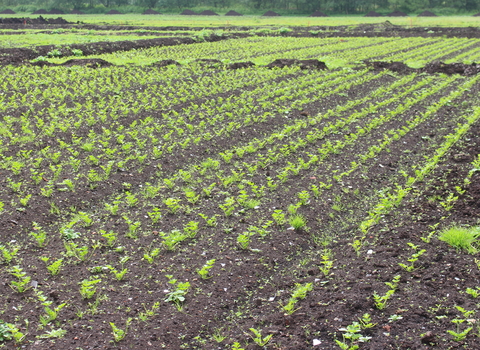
[309,10,328,17]
[199,10,219,15]
[364,10,382,17]
[2,62,480,349]
[60,58,113,67]
[142,9,161,14]
[388,10,408,16]
[262,10,281,16]
[48,8,64,14]
[228,61,255,69]
[32,9,48,14]
[70,9,85,14]
[0,8,15,14]
[0,16,70,24]
[225,10,243,16]
[106,9,123,14]
[266,58,327,69]
[473,12,480,16]
[151,59,180,67]
[418,10,437,16]
[180,9,198,15]
[367,60,480,75]
[0,35,228,65]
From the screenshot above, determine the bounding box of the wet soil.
[367,61,480,76]
[1,68,480,349]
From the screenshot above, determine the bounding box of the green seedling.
[319,250,334,276]
[46,258,63,276]
[447,319,472,341]
[79,278,101,299]
[336,321,372,350]
[110,318,132,342]
[138,302,160,322]
[398,243,426,272]
[272,209,286,226]
[465,287,480,298]
[143,247,161,264]
[373,290,394,310]
[197,259,216,279]
[289,214,307,230]
[30,222,49,247]
[9,265,31,293]
[165,276,190,311]
[0,244,19,265]
[164,197,182,214]
[358,313,376,329]
[249,328,273,347]
[39,303,66,327]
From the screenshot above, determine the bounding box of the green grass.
[0,31,172,48]
[439,226,480,254]
[1,13,480,27]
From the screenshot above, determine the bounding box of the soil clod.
[262,11,281,16]
[224,10,243,16]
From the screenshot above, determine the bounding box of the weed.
[439,226,479,254]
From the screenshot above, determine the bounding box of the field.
[1,16,480,350]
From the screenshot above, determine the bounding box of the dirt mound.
[143,9,161,14]
[199,10,218,15]
[48,9,64,14]
[224,10,242,16]
[309,10,328,17]
[473,12,480,16]
[388,10,407,16]
[364,11,381,17]
[61,58,112,68]
[423,61,480,75]
[32,9,48,14]
[70,9,85,14]
[0,9,15,14]
[180,9,198,15]
[266,59,327,69]
[152,59,180,67]
[262,11,280,16]
[418,10,437,16]
[228,61,255,69]
[367,61,416,74]
[106,9,123,14]
[367,61,480,76]
[0,16,69,24]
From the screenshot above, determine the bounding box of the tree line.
[1,0,479,14]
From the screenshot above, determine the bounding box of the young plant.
[336,321,372,350]
[110,318,132,342]
[319,250,334,276]
[197,259,216,279]
[9,265,31,293]
[79,278,101,299]
[29,222,49,247]
[447,319,472,341]
[289,214,307,230]
[398,243,426,272]
[373,290,394,310]
[249,328,273,347]
[165,276,190,311]
[46,258,63,276]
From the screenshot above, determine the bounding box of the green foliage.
[439,226,480,254]
[197,259,216,279]
[79,278,101,299]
